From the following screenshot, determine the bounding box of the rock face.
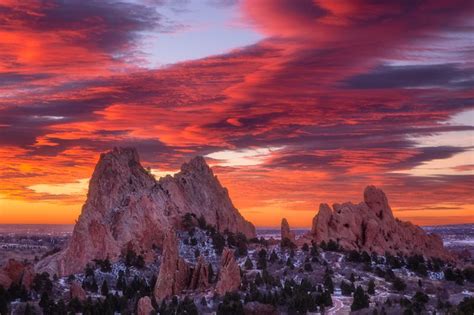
[153,229,190,302]
[137,296,154,315]
[216,248,241,295]
[189,256,210,291]
[36,147,255,276]
[310,186,452,260]
[281,218,296,243]
[0,259,35,289]
[69,281,86,301]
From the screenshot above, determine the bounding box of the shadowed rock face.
[153,229,190,302]
[216,247,241,295]
[36,147,255,276]
[309,185,452,260]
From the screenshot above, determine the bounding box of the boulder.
[309,185,452,260]
[36,147,256,276]
[216,248,241,295]
[69,281,86,301]
[153,229,190,302]
[137,296,154,315]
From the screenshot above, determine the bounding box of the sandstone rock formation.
[69,281,86,301]
[281,218,296,244]
[309,185,452,260]
[189,255,210,291]
[0,272,12,289]
[0,259,35,289]
[137,296,154,315]
[153,229,190,302]
[216,248,241,295]
[36,147,255,276]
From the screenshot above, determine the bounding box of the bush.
[341,281,353,296]
[367,279,375,295]
[257,249,267,270]
[351,286,370,311]
[392,277,406,292]
[125,249,145,268]
[217,292,244,315]
[244,257,253,270]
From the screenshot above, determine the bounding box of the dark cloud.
[343,63,474,89]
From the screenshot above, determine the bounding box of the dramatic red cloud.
[0,0,473,226]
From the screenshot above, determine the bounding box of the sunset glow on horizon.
[0,0,473,228]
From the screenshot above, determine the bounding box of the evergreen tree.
[244,257,253,270]
[217,293,244,315]
[367,279,375,295]
[324,270,334,294]
[101,280,109,296]
[351,286,370,311]
[257,249,267,270]
[269,251,278,263]
[117,270,126,291]
[340,281,353,296]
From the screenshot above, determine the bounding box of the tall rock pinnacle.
[36,147,256,276]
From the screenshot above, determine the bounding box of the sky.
[0,0,473,227]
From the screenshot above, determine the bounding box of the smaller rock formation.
[0,259,35,289]
[137,296,154,315]
[69,281,86,301]
[0,272,12,289]
[189,256,210,291]
[281,218,296,244]
[153,229,190,302]
[216,248,241,295]
[309,186,452,260]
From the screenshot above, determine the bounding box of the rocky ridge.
[36,147,255,276]
[306,185,452,260]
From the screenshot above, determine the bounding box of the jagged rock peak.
[309,185,452,260]
[35,147,256,277]
[102,146,140,163]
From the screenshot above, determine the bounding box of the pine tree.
[101,280,109,296]
[117,271,126,291]
[368,279,375,295]
[244,257,253,270]
[324,270,334,294]
[351,286,370,311]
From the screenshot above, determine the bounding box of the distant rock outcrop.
[137,296,154,315]
[281,218,296,243]
[216,248,241,295]
[36,147,255,276]
[153,229,190,302]
[309,185,452,260]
